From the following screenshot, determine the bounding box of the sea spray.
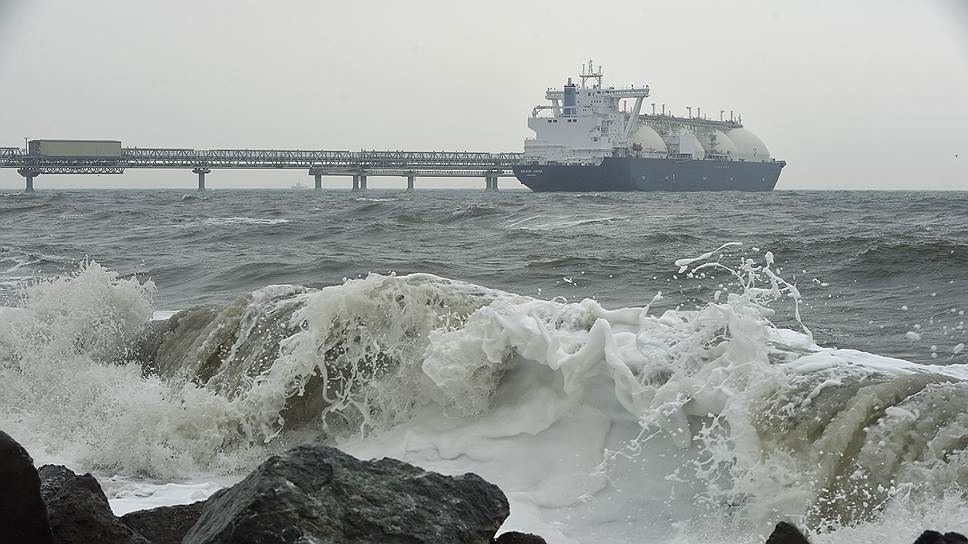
[229,273,511,439]
[1,266,515,475]
[0,262,255,476]
[4,253,968,542]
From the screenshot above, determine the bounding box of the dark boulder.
[493,531,549,543]
[183,443,509,544]
[0,430,54,544]
[120,501,206,544]
[38,464,149,544]
[766,521,811,544]
[913,531,968,544]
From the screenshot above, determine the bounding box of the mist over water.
[1,188,967,543]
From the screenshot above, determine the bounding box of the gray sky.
[1,0,966,190]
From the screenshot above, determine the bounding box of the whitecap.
[505,214,631,231]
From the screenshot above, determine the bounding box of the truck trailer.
[28,140,122,158]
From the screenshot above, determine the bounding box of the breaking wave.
[2,248,968,542]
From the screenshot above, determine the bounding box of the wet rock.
[0,430,54,544]
[493,531,549,543]
[913,530,968,544]
[183,443,509,544]
[120,501,206,544]
[38,464,148,544]
[765,521,811,544]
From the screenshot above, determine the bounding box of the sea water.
[1,189,966,543]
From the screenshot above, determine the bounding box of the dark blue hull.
[513,157,785,192]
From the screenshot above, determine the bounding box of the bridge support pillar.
[193,168,211,191]
[359,175,367,191]
[309,167,324,190]
[352,175,360,191]
[406,175,415,192]
[484,175,499,192]
[17,168,39,193]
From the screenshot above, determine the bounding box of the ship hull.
[513,157,785,192]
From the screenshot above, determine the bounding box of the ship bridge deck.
[545,86,650,100]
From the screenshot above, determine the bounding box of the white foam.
[200,217,290,226]
[104,478,228,516]
[505,215,631,231]
[4,254,968,543]
[352,197,397,203]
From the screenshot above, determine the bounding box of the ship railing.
[546,87,649,100]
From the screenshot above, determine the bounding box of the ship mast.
[579,59,603,89]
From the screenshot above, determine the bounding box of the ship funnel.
[563,78,577,117]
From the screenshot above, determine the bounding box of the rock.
[38,464,149,544]
[493,531,549,543]
[0,430,54,544]
[183,444,509,544]
[766,521,811,544]
[915,532,948,544]
[120,502,206,544]
[913,531,968,544]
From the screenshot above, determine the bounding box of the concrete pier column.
[193,167,211,191]
[309,167,324,190]
[17,168,39,193]
[406,175,415,192]
[352,175,360,191]
[484,175,499,192]
[359,175,368,191]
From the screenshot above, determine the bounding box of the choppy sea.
[1,188,967,543]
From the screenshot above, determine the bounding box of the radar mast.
[579,59,603,89]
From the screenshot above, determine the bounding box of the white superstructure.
[524,60,650,165]
[524,60,774,165]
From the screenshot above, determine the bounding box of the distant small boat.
[290,182,308,190]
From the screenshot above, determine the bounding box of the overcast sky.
[1,0,966,190]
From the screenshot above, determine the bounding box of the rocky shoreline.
[2,430,963,544]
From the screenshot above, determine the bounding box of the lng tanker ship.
[513,60,785,192]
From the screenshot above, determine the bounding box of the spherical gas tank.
[677,131,705,160]
[631,124,668,156]
[703,129,739,157]
[726,128,771,161]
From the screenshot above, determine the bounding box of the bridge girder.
[1,147,523,175]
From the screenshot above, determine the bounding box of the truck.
[28,140,122,158]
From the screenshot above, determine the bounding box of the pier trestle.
[17,168,40,193]
[484,173,500,192]
[309,167,324,190]
[192,167,211,191]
